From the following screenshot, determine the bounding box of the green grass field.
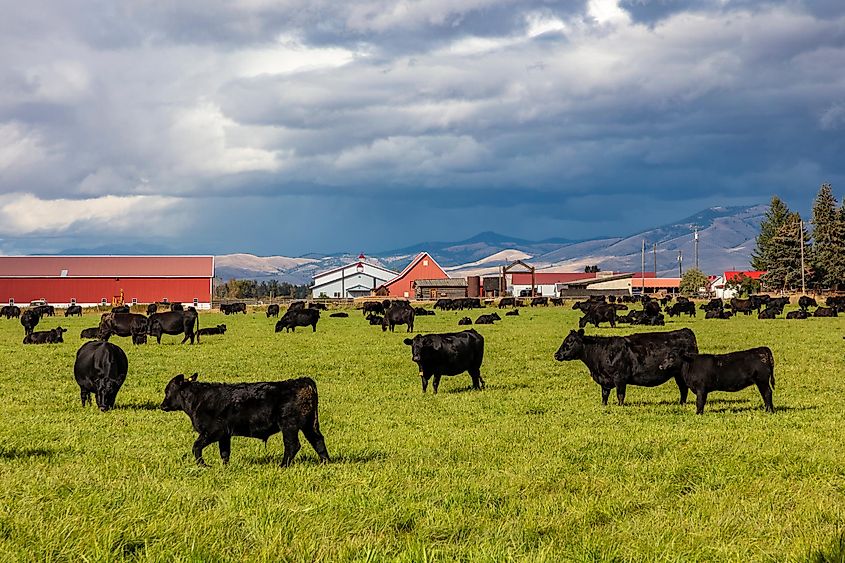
[1,304,844,562]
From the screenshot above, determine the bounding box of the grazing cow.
[148,309,200,344]
[457,317,472,326]
[65,305,83,317]
[308,302,328,311]
[362,302,385,316]
[33,305,55,317]
[514,299,526,307]
[330,312,349,318]
[668,301,696,318]
[275,308,320,333]
[403,329,485,393]
[160,373,330,467]
[98,313,149,345]
[23,327,67,344]
[786,310,808,319]
[659,347,775,414]
[368,314,384,325]
[550,298,564,306]
[221,302,246,315]
[382,306,415,332]
[1,305,21,319]
[700,298,723,312]
[498,297,516,309]
[475,313,501,325]
[758,307,779,319]
[74,341,129,411]
[112,305,130,314]
[288,301,306,312]
[798,296,817,311]
[730,298,755,316]
[578,303,617,328]
[170,302,184,312]
[554,328,698,406]
[531,297,549,307]
[266,304,280,318]
[433,299,453,310]
[705,309,733,319]
[20,309,40,335]
[80,327,100,339]
[814,306,838,317]
[147,304,158,315]
[506,309,519,316]
[197,324,226,337]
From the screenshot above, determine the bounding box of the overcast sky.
[0,0,843,256]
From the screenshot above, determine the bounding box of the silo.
[467,276,481,297]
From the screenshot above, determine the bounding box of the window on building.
[404,291,409,298]
[132,298,138,305]
[8,298,14,305]
[423,259,429,266]
[101,298,107,305]
[71,298,76,305]
[162,298,169,303]
[193,298,198,307]
[60,269,68,277]
[334,292,340,298]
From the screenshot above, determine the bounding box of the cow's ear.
[577,329,585,336]
[173,374,185,383]
[403,338,413,345]
[188,373,198,382]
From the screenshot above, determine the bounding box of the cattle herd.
[2,290,839,466]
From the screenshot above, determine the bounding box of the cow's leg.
[181,332,189,344]
[281,427,302,467]
[156,334,162,344]
[80,390,90,407]
[615,384,627,406]
[601,386,611,405]
[312,323,317,332]
[469,367,485,390]
[193,434,214,466]
[218,436,231,465]
[675,375,689,405]
[421,373,431,393]
[432,375,442,394]
[408,320,414,332]
[302,426,330,463]
[756,382,775,413]
[695,391,708,414]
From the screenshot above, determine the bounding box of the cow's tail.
[762,347,775,389]
[194,311,200,344]
[297,377,321,432]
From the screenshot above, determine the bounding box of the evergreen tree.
[752,196,791,271]
[762,212,811,291]
[811,183,845,289]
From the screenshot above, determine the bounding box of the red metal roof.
[0,256,214,278]
[512,272,598,284]
[725,270,766,282]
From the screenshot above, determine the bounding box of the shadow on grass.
[444,382,529,394]
[244,450,388,466]
[113,401,161,411]
[707,403,816,414]
[0,446,60,460]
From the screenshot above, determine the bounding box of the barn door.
[430,289,437,299]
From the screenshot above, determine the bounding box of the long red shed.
[0,256,214,308]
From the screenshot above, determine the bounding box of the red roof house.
[0,256,214,308]
[725,270,766,282]
[376,252,447,298]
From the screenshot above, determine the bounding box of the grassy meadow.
[1,303,844,562]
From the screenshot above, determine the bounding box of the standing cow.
[148,308,200,344]
[20,309,41,335]
[266,304,280,318]
[65,305,83,317]
[382,306,415,332]
[98,313,148,345]
[275,309,320,333]
[403,329,485,393]
[74,341,129,411]
[160,373,330,467]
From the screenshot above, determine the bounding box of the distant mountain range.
[212,204,766,284]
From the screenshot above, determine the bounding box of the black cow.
[531,297,549,307]
[171,302,184,312]
[814,306,838,317]
[700,298,723,312]
[98,313,149,345]
[644,301,662,317]
[414,307,435,316]
[20,309,40,335]
[148,309,200,344]
[65,305,83,317]
[147,304,158,315]
[266,304,280,318]
[308,302,328,311]
[749,295,770,311]
[705,309,733,319]
[769,297,789,311]
[23,327,67,344]
[160,373,330,467]
[554,328,698,406]
[668,301,696,318]
[825,296,845,312]
[578,303,617,328]
[433,299,453,310]
[33,305,55,317]
[475,313,501,325]
[498,298,516,309]
[368,314,384,325]
[74,341,129,411]
[786,310,808,319]
[330,312,349,318]
[1,305,21,319]
[221,303,246,315]
[197,324,226,336]
[550,298,564,306]
[506,309,519,316]
[659,347,775,414]
[275,309,320,333]
[288,301,306,312]
[112,305,130,314]
[403,329,485,393]
[382,306,414,332]
[80,327,100,339]
[362,302,385,316]
[458,317,472,326]
[758,307,779,319]
[798,296,817,311]
[730,298,755,316]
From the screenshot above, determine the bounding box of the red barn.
[376,252,448,298]
[0,256,214,308]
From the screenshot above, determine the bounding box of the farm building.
[511,272,599,297]
[711,270,766,299]
[0,256,214,308]
[413,278,468,300]
[375,252,448,298]
[310,255,397,299]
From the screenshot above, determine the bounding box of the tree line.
[754,183,845,291]
[214,279,311,300]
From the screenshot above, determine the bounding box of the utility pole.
[694,228,699,270]
[653,243,657,276]
[799,218,806,295]
[641,239,646,295]
[678,250,683,277]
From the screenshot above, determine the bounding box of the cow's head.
[160,373,198,411]
[53,327,67,343]
[218,324,227,333]
[274,320,285,333]
[403,335,429,363]
[578,315,589,329]
[657,349,694,371]
[554,329,585,361]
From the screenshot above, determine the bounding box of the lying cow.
[506,309,519,316]
[382,306,414,332]
[475,313,501,325]
[330,312,349,318]
[367,314,384,325]
[414,307,435,316]
[80,327,100,339]
[275,308,320,332]
[266,304,280,318]
[160,373,330,467]
[458,317,472,326]
[23,327,67,344]
[554,328,698,406]
[196,324,226,337]
[814,306,838,317]
[758,307,780,319]
[705,309,733,319]
[65,305,83,317]
[74,341,128,411]
[659,347,775,414]
[786,310,808,319]
[404,329,485,393]
[148,308,200,344]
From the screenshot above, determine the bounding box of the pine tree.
[811,183,845,289]
[752,196,791,271]
[762,212,811,291]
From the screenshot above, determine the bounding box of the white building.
[311,255,398,299]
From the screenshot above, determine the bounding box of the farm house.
[375,252,448,298]
[310,255,398,299]
[413,278,468,300]
[0,256,214,308]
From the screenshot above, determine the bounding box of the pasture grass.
[0,304,844,561]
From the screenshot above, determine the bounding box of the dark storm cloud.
[0,0,843,255]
